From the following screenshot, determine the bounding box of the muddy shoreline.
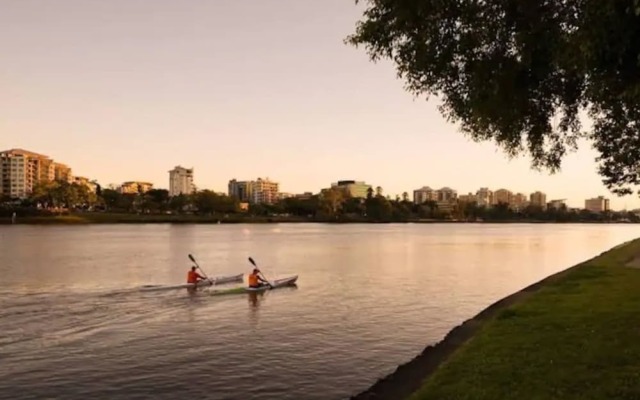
[349,246,621,400]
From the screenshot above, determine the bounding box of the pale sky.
[1,0,636,209]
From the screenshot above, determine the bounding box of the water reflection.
[1,224,639,400]
[248,291,262,308]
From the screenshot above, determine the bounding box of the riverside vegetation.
[0,180,636,224]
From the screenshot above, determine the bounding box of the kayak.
[139,273,244,292]
[211,275,298,296]
[185,273,245,288]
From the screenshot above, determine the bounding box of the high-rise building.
[0,149,67,199]
[39,158,56,182]
[530,191,547,209]
[169,166,194,197]
[251,178,279,204]
[585,196,610,213]
[229,177,279,204]
[475,187,493,207]
[53,162,73,183]
[331,180,371,198]
[413,186,437,204]
[493,189,513,205]
[228,179,254,202]
[437,187,457,202]
[512,193,528,210]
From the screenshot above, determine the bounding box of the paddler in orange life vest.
[187,266,206,284]
[248,268,268,288]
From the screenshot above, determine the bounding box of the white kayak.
[139,273,244,292]
[184,273,245,288]
[211,275,298,296]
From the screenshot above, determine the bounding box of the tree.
[169,194,191,213]
[318,187,346,217]
[143,189,170,213]
[366,187,374,199]
[402,191,409,202]
[101,189,122,210]
[193,190,239,215]
[365,195,392,221]
[348,1,640,195]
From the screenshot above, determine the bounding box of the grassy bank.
[405,239,640,399]
[351,239,640,400]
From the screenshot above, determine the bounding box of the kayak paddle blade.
[248,257,256,267]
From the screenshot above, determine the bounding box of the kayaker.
[248,268,268,288]
[187,266,206,284]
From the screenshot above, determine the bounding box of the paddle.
[188,254,213,286]
[248,257,272,288]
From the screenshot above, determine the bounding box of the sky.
[0,0,636,209]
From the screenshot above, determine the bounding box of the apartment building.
[169,166,194,197]
[119,181,153,194]
[475,188,493,207]
[229,177,279,204]
[228,179,254,202]
[530,191,547,209]
[413,186,438,204]
[437,187,457,202]
[0,149,72,199]
[251,178,279,204]
[330,180,372,198]
[54,163,73,183]
[585,196,610,213]
[512,193,528,210]
[457,193,477,204]
[492,189,513,205]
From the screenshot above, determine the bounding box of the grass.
[409,239,640,400]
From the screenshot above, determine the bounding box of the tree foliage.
[347,0,640,195]
[2,182,637,223]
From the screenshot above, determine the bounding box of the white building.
[169,166,194,197]
[251,177,279,204]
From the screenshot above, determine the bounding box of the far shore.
[1,212,637,225]
[350,238,640,400]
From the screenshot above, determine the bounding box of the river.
[0,223,637,399]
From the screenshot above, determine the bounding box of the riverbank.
[1,212,636,225]
[351,238,640,399]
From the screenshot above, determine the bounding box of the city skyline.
[1,1,635,209]
[0,148,627,210]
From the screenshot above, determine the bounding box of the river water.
[0,223,637,399]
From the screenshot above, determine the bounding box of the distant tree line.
[0,180,637,223]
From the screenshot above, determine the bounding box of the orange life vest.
[187,270,199,284]
[248,273,259,287]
